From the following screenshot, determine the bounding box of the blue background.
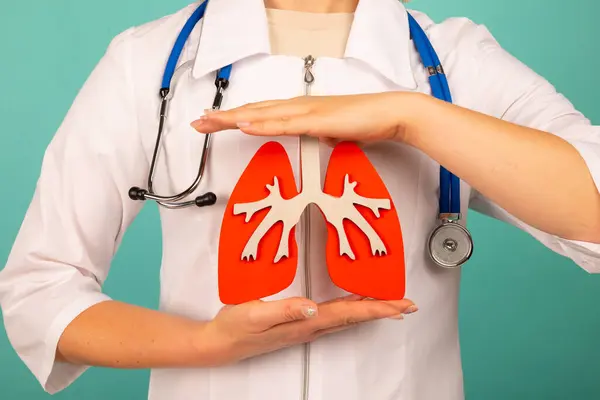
[1,0,599,399]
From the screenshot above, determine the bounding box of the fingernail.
[389,314,404,320]
[302,305,318,318]
[237,122,251,128]
[403,305,419,315]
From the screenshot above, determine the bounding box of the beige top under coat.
[266,8,354,58]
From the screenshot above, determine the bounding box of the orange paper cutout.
[218,140,405,305]
[322,142,405,300]
[218,142,299,305]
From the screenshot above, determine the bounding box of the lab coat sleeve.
[457,21,600,273]
[0,28,148,393]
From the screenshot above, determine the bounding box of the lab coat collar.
[191,0,418,90]
[345,0,418,89]
[191,0,271,81]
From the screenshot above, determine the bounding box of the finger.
[264,298,415,346]
[237,114,327,137]
[192,97,307,125]
[203,101,288,116]
[190,96,317,134]
[311,324,359,338]
[214,99,295,113]
[319,294,366,305]
[190,107,304,134]
[223,96,314,112]
[312,301,416,338]
[362,298,418,312]
[212,103,309,125]
[245,297,319,331]
[234,99,293,110]
[311,313,406,339]
[310,299,416,331]
[201,101,286,119]
[190,117,237,133]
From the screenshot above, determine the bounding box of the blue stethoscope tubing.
[407,14,459,217]
[408,14,473,267]
[129,2,473,267]
[162,2,233,91]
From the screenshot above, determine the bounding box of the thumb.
[247,297,319,330]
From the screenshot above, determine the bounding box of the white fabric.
[1,0,599,399]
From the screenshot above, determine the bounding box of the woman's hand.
[192,89,600,243]
[57,296,416,370]
[191,92,421,144]
[203,295,417,366]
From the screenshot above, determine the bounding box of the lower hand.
[191,92,422,144]
[204,294,417,365]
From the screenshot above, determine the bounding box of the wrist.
[191,320,234,367]
[390,91,430,147]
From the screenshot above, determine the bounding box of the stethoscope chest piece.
[428,220,473,268]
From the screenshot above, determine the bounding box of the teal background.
[1,0,599,399]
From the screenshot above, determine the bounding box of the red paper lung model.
[218,137,405,305]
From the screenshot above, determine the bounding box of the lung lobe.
[322,142,405,300]
[218,141,299,305]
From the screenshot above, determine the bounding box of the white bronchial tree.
[233,137,392,263]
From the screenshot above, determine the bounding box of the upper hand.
[204,294,417,366]
[191,93,417,144]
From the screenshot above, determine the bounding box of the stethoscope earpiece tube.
[128,187,147,201]
[128,1,231,210]
[127,187,216,208]
[195,192,218,207]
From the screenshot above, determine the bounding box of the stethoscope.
[128,1,474,268]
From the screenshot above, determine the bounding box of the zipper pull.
[303,55,316,95]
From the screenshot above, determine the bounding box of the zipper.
[300,54,318,400]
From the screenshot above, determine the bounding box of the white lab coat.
[1,0,599,399]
